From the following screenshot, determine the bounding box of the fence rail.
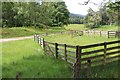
[34,31,120,78]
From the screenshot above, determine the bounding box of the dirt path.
[0,36,33,43]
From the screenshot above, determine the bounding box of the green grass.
[81,61,119,78]
[2,35,119,78]
[2,39,72,78]
[2,27,43,38]
[1,24,118,38]
[93,25,118,31]
[65,24,118,31]
[1,27,66,38]
[43,33,119,78]
[65,24,88,30]
[43,33,117,46]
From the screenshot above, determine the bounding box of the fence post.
[41,38,44,48]
[55,43,58,59]
[43,38,47,54]
[88,30,89,36]
[34,35,35,41]
[94,30,95,37]
[87,60,92,78]
[100,31,102,37]
[45,33,48,36]
[37,35,39,43]
[108,31,109,38]
[35,34,37,42]
[38,36,40,45]
[40,37,41,46]
[73,46,81,78]
[115,31,117,38]
[64,44,67,61]
[104,42,107,65]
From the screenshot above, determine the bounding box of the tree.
[2,2,16,27]
[52,2,70,26]
[84,7,102,28]
[2,1,70,28]
[107,1,120,25]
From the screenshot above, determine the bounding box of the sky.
[2,0,116,15]
[63,0,110,15]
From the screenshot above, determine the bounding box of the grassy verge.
[2,39,72,78]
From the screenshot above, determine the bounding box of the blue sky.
[63,0,113,15]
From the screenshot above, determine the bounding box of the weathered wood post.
[45,33,48,36]
[43,38,47,54]
[115,31,117,38]
[94,30,95,37]
[37,35,39,43]
[34,34,37,42]
[88,30,89,36]
[100,31,102,37]
[38,36,40,45]
[34,34,35,41]
[73,46,81,78]
[108,31,109,38]
[64,44,67,61]
[87,60,92,78]
[55,43,58,59]
[104,42,107,65]
[41,38,44,48]
[43,38,45,48]
[40,37,41,46]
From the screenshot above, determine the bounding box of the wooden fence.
[34,33,120,78]
[108,31,120,38]
[73,30,120,38]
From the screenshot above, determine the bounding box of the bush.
[38,24,46,28]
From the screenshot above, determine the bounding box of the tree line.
[2,0,120,28]
[84,1,120,28]
[2,1,70,28]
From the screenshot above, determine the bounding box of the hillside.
[69,13,85,18]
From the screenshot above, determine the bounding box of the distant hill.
[69,13,85,18]
[69,13,85,24]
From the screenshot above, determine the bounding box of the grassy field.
[1,24,118,38]
[43,33,117,46]
[2,37,119,78]
[1,27,66,38]
[2,39,72,78]
[1,24,119,78]
[43,33,119,78]
[65,24,118,31]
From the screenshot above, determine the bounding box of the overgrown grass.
[2,39,72,78]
